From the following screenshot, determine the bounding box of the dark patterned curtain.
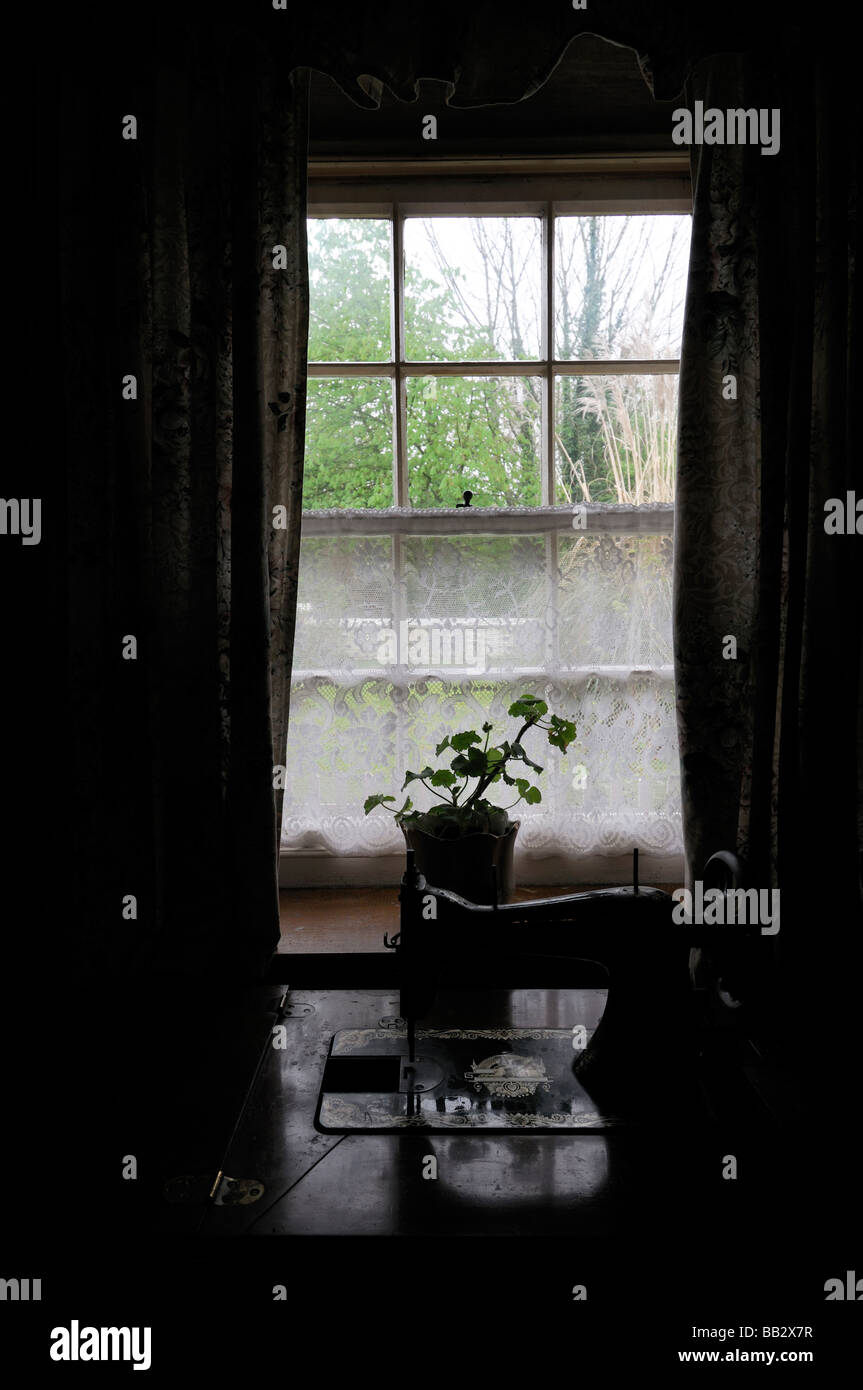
[60,22,309,982]
[674,41,861,1045]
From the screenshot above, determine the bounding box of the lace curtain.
[281,508,682,866]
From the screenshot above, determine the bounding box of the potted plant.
[364,695,576,904]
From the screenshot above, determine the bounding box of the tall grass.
[574,371,677,504]
[555,317,679,505]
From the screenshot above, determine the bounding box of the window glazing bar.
[300,506,674,536]
[307,359,679,376]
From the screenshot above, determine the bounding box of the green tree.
[305,217,543,508]
[303,214,687,510]
[554,216,687,504]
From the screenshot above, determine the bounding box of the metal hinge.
[209,1171,265,1206]
[164,1172,265,1206]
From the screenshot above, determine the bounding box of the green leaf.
[547,716,577,753]
[402,766,435,789]
[508,695,547,721]
[429,769,457,787]
[363,794,395,814]
[450,746,489,777]
[523,785,542,804]
[435,736,451,756]
[450,730,482,752]
[486,747,504,763]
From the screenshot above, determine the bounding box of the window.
[282,193,691,884]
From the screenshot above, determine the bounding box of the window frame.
[306,189,689,510]
[282,166,690,887]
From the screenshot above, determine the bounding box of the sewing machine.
[316,849,765,1128]
[384,848,765,1112]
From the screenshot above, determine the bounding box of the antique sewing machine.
[388,847,686,1110]
[316,849,765,1129]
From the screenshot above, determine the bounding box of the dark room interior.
[3,0,861,1370]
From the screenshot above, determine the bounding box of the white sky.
[403,213,692,358]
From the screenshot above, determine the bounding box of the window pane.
[282,672,681,856]
[285,535,396,848]
[282,677,402,852]
[558,534,674,667]
[404,216,542,361]
[404,535,548,670]
[292,536,395,672]
[555,215,691,360]
[303,378,394,509]
[407,375,541,507]
[282,523,681,859]
[554,373,679,505]
[308,218,392,362]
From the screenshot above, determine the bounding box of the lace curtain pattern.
[282,510,682,863]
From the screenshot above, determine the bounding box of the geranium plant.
[364,695,576,840]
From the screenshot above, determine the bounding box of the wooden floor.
[277,884,678,952]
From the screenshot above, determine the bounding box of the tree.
[554,215,687,504]
[303,213,688,509]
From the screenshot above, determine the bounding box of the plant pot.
[402,821,520,905]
